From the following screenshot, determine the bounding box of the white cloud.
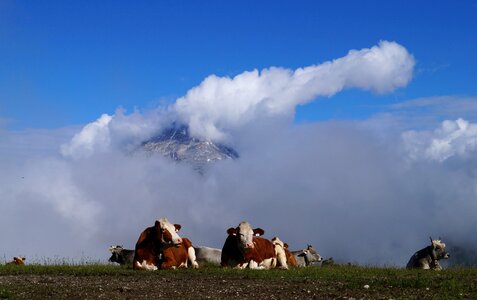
[23,159,101,233]
[174,40,414,141]
[2,113,477,266]
[60,114,113,159]
[403,118,477,162]
[60,41,414,158]
[60,108,171,160]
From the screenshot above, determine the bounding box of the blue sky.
[1,0,476,129]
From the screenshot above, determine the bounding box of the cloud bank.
[2,41,477,266]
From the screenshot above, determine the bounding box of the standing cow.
[133,218,199,270]
[109,245,135,266]
[221,221,277,269]
[406,237,450,270]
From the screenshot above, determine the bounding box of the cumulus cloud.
[174,40,414,141]
[60,114,113,159]
[62,40,415,158]
[60,108,172,160]
[403,118,477,162]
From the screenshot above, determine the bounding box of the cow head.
[155,218,183,247]
[298,245,323,265]
[430,237,450,260]
[13,257,26,265]
[227,221,264,250]
[109,245,123,253]
[271,237,284,248]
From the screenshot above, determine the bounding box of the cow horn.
[429,236,433,242]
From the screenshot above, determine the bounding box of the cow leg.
[160,261,177,269]
[248,260,265,270]
[160,256,178,270]
[276,252,288,269]
[259,258,277,269]
[234,262,248,269]
[187,246,199,269]
[136,260,158,271]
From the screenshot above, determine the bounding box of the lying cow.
[221,221,277,269]
[133,218,199,270]
[271,237,297,269]
[406,237,450,270]
[194,246,222,265]
[292,245,323,267]
[109,245,134,266]
[321,257,335,267]
[6,256,26,266]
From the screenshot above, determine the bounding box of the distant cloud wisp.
[403,118,477,162]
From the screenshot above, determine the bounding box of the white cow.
[194,246,222,265]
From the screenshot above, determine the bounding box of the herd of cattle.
[3,218,450,270]
[105,218,449,271]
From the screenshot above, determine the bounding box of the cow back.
[194,246,222,265]
[284,247,298,267]
[133,226,160,269]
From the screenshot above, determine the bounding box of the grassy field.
[1,264,476,299]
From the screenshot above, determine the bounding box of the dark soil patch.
[1,266,476,299]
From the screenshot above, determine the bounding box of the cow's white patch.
[158,218,182,245]
[235,262,248,269]
[248,260,266,270]
[137,260,158,271]
[261,257,276,269]
[272,237,288,269]
[432,239,446,249]
[237,221,254,249]
[188,246,199,269]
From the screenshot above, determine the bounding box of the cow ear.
[227,227,237,235]
[174,224,181,232]
[284,243,289,249]
[155,220,160,227]
[253,228,265,236]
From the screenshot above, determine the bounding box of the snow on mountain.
[141,124,238,170]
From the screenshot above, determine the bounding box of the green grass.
[1,264,476,299]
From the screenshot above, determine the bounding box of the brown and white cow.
[133,218,198,270]
[271,237,297,269]
[6,256,26,266]
[221,221,277,269]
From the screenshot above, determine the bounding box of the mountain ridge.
[141,124,238,170]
